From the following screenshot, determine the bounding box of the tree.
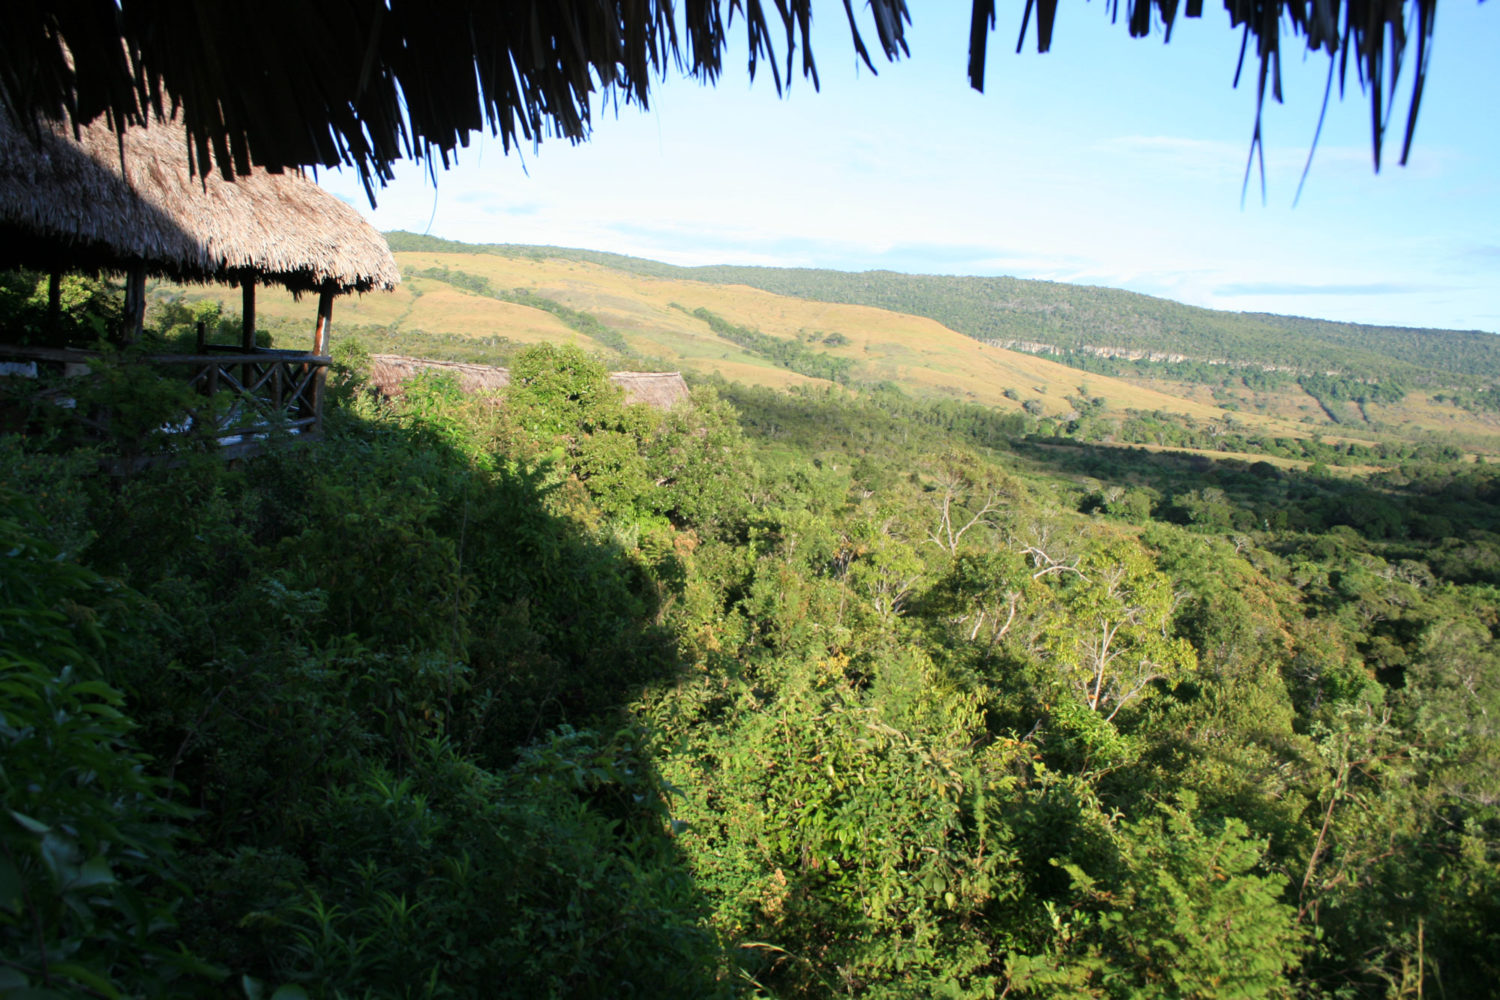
[1007,794,1304,999]
[924,451,1010,555]
[502,343,668,524]
[1039,542,1197,723]
[644,386,756,530]
[0,497,208,996]
[506,342,619,441]
[927,548,1041,648]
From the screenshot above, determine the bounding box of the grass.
[149,248,1500,451]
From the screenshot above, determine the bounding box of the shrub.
[0,493,218,996]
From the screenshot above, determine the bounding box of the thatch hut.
[607,370,692,409]
[0,105,399,452]
[369,356,514,397]
[369,354,690,409]
[0,104,398,347]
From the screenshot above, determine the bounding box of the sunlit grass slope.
[158,271,590,351]
[391,252,1319,430]
[156,246,1490,445]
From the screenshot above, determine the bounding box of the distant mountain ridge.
[383,231,1500,386]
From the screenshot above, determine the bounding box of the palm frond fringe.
[0,1,1439,201]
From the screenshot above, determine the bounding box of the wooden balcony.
[0,343,330,460]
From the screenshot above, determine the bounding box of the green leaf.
[0,854,22,914]
[6,810,49,835]
[44,963,120,999]
[38,832,76,882]
[270,986,311,1000]
[67,855,116,891]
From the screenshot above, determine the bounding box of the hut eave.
[0,107,399,295]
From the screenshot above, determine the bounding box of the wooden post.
[241,274,257,351]
[311,280,335,434]
[241,273,257,401]
[119,262,146,345]
[312,281,334,356]
[47,270,62,337]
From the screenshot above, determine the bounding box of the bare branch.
[927,480,1003,554]
[1021,544,1088,582]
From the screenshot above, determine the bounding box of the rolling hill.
[379,232,1500,383]
[150,235,1500,450]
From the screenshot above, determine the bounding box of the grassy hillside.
[149,237,1500,450]
[147,255,1297,430]
[382,232,1500,383]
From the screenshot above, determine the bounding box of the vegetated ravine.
[3,265,1498,999]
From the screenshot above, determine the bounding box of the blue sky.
[319,2,1500,334]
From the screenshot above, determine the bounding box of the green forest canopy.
[3,316,1498,996]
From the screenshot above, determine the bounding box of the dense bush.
[3,335,1497,998]
[0,493,212,997]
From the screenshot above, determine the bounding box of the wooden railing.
[177,348,327,439]
[0,344,330,455]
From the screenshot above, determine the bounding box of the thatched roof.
[369,355,512,396]
[607,370,694,409]
[369,354,690,409]
[0,105,399,294]
[0,1,1435,199]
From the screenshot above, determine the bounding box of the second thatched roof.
[0,106,399,294]
[369,354,690,409]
